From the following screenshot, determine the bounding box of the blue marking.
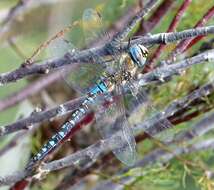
[129,44,139,64]
[98,81,108,92]
[49,141,55,146]
[90,85,101,94]
[90,80,108,95]
[129,44,147,67]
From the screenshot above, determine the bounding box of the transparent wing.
[46,32,105,94]
[113,85,137,165]
[127,81,176,143]
[82,8,107,46]
[47,37,76,59]
[46,8,109,94]
[96,87,137,166]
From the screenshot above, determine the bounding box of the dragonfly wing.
[127,81,176,143]
[82,8,108,46]
[47,37,76,59]
[111,114,137,166]
[46,31,105,94]
[96,85,137,166]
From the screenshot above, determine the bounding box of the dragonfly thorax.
[104,69,133,92]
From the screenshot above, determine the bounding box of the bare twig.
[93,139,214,190]
[1,49,213,137]
[112,0,160,43]
[135,0,174,35]
[0,0,60,41]
[91,3,141,46]
[138,49,214,86]
[0,96,85,137]
[1,0,30,26]
[93,110,214,190]
[135,81,214,136]
[2,75,214,186]
[0,25,213,85]
[169,5,214,60]
[0,70,63,111]
[24,21,80,66]
[149,0,192,68]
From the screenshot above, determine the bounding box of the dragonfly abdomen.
[27,80,108,168]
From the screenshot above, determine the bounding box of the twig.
[169,5,214,60]
[1,49,213,137]
[149,0,192,68]
[0,25,213,85]
[0,96,85,137]
[111,0,160,43]
[135,0,174,35]
[93,139,214,190]
[1,76,214,186]
[93,110,214,190]
[0,132,25,157]
[0,171,28,186]
[1,0,30,26]
[91,2,141,46]
[173,111,214,142]
[24,21,80,66]
[0,2,142,112]
[138,49,214,86]
[135,80,214,136]
[0,0,60,42]
[0,70,63,111]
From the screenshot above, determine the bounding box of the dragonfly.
[26,8,172,168]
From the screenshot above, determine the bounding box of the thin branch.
[1,0,30,26]
[1,49,213,137]
[0,132,25,157]
[149,0,192,68]
[0,70,63,111]
[135,0,174,35]
[111,0,160,43]
[169,5,214,60]
[93,110,214,190]
[138,49,214,86]
[91,2,141,47]
[0,0,60,41]
[0,171,28,186]
[93,139,214,190]
[0,25,213,85]
[0,3,142,112]
[173,112,214,142]
[1,76,214,186]
[0,96,85,137]
[135,80,214,136]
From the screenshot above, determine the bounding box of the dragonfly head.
[128,44,148,68]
